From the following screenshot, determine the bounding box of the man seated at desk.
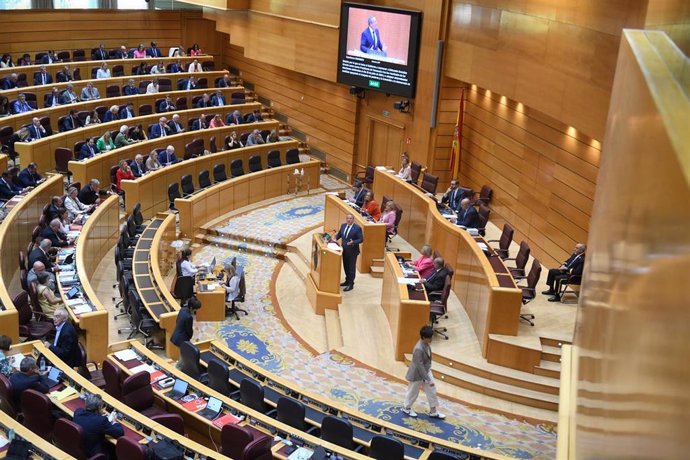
[423,258,448,293]
[10,357,49,408]
[351,181,367,208]
[457,198,479,228]
[27,261,58,293]
[73,393,124,459]
[18,162,43,188]
[78,179,102,206]
[40,219,72,248]
[441,179,462,212]
[0,171,23,200]
[28,239,58,273]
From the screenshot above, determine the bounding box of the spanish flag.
[449,88,465,178]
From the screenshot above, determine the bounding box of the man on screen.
[360,16,387,56]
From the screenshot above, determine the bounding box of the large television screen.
[337,3,422,99]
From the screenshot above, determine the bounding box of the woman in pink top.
[209,114,225,128]
[412,244,435,278]
[133,44,147,59]
[190,44,203,56]
[380,200,398,236]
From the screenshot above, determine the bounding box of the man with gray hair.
[114,125,136,148]
[245,129,265,146]
[9,357,49,407]
[27,261,57,293]
[73,393,124,457]
[45,308,80,368]
[40,218,70,247]
[78,179,101,205]
[360,16,387,56]
[28,238,57,273]
[158,145,179,166]
[129,154,147,177]
[60,83,79,104]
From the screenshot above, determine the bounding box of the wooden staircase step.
[534,360,561,379]
[324,309,343,350]
[405,354,559,411]
[431,352,560,395]
[370,265,384,278]
[371,258,384,267]
[541,344,563,363]
[539,332,573,348]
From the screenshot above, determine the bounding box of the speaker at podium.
[306,232,342,315]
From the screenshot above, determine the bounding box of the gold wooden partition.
[565,31,690,458]
[0,154,6,173]
[74,195,119,363]
[16,99,258,176]
[1,69,223,105]
[0,174,64,343]
[0,407,72,459]
[373,169,522,355]
[176,160,321,238]
[122,140,298,218]
[2,85,242,135]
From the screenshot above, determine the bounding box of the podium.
[306,233,342,315]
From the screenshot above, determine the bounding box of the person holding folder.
[334,214,363,292]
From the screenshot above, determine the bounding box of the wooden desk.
[10,340,226,459]
[0,409,73,459]
[197,339,512,460]
[176,160,322,238]
[132,214,180,360]
[381,253,430,361]
[1,85,244,136]
[1,69,226,106]
[373,169,523,356]
[0,55,212,80]
[196,279,226,322]
[122,140,299,218]
[0,154,6,173]
[323,194,386,274]
[0,174,64,343]
[306,232,342,314]
[15,101,261,176]
[108,340,370,460]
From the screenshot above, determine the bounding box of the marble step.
[534,360,561,379]
[324,309,343,350]
[194,233,288,260]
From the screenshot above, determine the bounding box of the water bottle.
[39,356,46,372]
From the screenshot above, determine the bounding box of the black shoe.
[340,282,349,287]
[548,296,561,302]
[343,285,353,292]
[542,289,554,295]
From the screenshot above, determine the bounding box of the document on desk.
[327,242,342,252]
[70,303,93,315]
[113,349,138,361]
[49,386,78,401]
[398,277,418,285]
[9,353,24,369]
[288,447,314,460]
[130,363,157,375]
[0,434,9,449]
[476,242,489,251]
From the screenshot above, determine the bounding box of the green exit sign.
[368,80,380,88]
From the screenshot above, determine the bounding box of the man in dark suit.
[18,162,43,188]
[47,308,80,368]
[79,138,99,160]
[61,110,80,132]
[33,65,53,85]
[351,181,367,207]
[543,243,586,301]
[92,44,108,61]
[423,258,449,293]
[191,115,208,131]
[73,393,124,458]
[158,145,179,166]
[40,219,71,248]
[28,239,55,272]
[40,50,59,64]
[149,117,171,139]
[457,198,479,228]
[244,109,263,123]
[211,90,226,107]
[226,109,243,125]
[46,87,61,108]
[10,357,49,408]
[167,114,184,134]
[196,93,211,108]
[78,179,101,206]
[123,79,138,96]
[178,76,197,91]
[360,16,386,56]
[441,179,462,212]
[27,117,47,141]
[56,66,73,83]
[170,298,201,348]
[129,155,147,178]
[146,41,162,58]
[2,73,18,90]
[157,96,176,113]
[0,171,23,200]
[334,214,363,291]
[215,73,233,88]
[119,102,136,119]
[113,45,129,60]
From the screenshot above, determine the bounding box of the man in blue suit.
[61,110,81,132]
[92,44,108,61]
[2,73,18,90]
[119,102,136,119]
[122,79,138,96]
[158,96,176,113]
[457,198,479,228]
[441,179,462,212]
[334,214,363,291]
[79,137,99,160]
[18,163,43,188]
[33,66,53,85]
[0,171,23,200]
[150,117,171,139]
[28,117,47,141]
[129,155,147,177]
[40,50,59,64]
[9,357,48,408]
[178,76,197,91]
[73,393,124,458]
[360,16,386,56]
[351,181,367,207]
[46,87,62,108]
[158,145,179,166]
[146,41,162,58]
[12,94,33,114]
[211,89,226,107]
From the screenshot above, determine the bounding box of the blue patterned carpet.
[193,189,557,459]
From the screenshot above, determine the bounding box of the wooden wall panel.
[445,0,649,140]
[458,86,601,267]
[645,0,690,55]
[249,0,340,26]
[571,31,690,458]
[0,10,201,57]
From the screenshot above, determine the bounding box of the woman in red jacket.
[115,160,134,193]
[362,191,381,221]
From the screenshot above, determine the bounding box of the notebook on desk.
[42,367,62,388]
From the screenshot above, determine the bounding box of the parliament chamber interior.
[0,1,687,459]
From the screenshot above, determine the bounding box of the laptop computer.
[197,396,222,420]
[207,256,216,273]
[167,379,189,401]
[66,286,80,300]
[42,367,62,388]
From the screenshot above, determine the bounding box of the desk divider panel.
[0,174,64,343]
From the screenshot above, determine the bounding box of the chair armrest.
[33,310,50,321]
[153,393,168,411]
[487,239,500,243]
[517,286,535,292]
[512,274,527,281]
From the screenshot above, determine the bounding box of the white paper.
[397,277,418,285]
[113,349,138,361]
[71,304,92,315]
[10,353,23,369]
[476,242,489,251]
[0,435,9,449]
[65,298,84,306]
[287,447,313,460]
[326,242,342,252]
[205,283,218,290]
[130,363,157,374]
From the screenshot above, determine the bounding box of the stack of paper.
[398,277,417,285]
[70,304,92,315]
[113,349,138,361]
[476,242,489,251]
[49,386,78,401]
[0,434,9,449]
[130,363,157,375]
